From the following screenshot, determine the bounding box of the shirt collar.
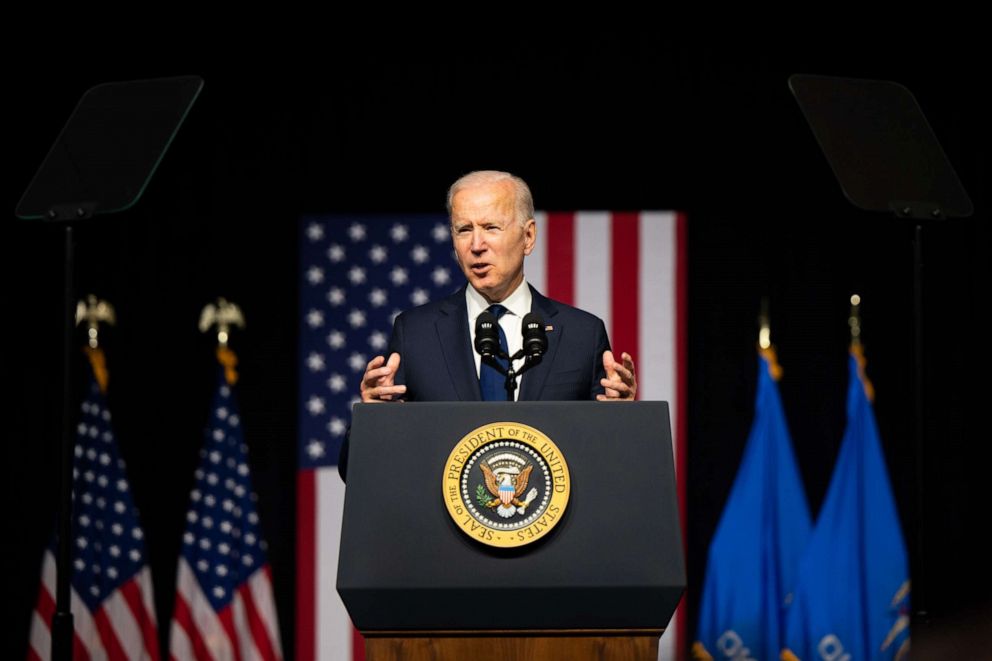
[465,279,532,321]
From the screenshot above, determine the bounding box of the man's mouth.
[470,264,491,275]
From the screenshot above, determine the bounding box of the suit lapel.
[435,287,482,401]
[519,286,562,401]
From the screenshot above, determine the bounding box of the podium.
[338,401,685,660]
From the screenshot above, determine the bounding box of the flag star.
[306,352,326,372]
[306,266,325,285]
[114,501,125,513]
[205,494,216,507]
[348,352,368,372]
[411,288,430,306]
[243,555,255,567]
[99,453,110,465]
[307,439,326,458]
[368,288,388,307]
[98,475,109,488]
[327,287,344,307]
[350,395,361,408]
[220,385,231,398]
[210,451,222,463]
[328,373,347,393]
[82,402,92,415]
[199,538,212,550]
[107,567,118,579]
[74,558,85,570]
[77,423,88,437]
[245,533,257,545]
[411,244,429,264]
[213,587,225,599]
[306,309,325,328]
[213,428,226,442]
[432,267,452,286]
[228,414,239,427]
[368,330,387,350]
[96,497,106,509]
[348,223,367,242]
[327,243,345,262]
[73,468,79,480]
[390,266,408,286]
[306,222,325,242]
[91,564,100,574]
[79,515,90,526]
[390,309,402,325]
[183,532,194,545]
[103,432,113,443]
[225,478,236,491]
[130,549,141,562]
[187,511,199,523]
[327,330,346,349]
[101,410,111,422]
[216,565,229,577]
[307,395,326,415]
[207,473,219,485]
[390,223,409,242]
[347,309,367,328]
[191,489,201,501]
[369,244,388,263]
[237,464,249,476]
[117,479,128,492]
[226,457,236,469]
[86,448,97,460]
[198,560,209,572]
[347,266,367,285]
[90,586,100,596]
[88,426,98,438]
[433,222,450,243]
[234,485,247,498]
[223,499,235,511]
[112,523,123,535]
[248,512,259,525]
[328,417,347,437]
[219,542,231,555]
[221,520,232,533]
[203,517,214,529]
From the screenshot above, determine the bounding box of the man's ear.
[523,218,537,256]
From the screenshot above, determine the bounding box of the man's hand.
[597,350,637,401]
[360,352,406,402]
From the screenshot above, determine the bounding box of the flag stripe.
[250,566,284,659]
[528,211,548,293]
[107,581,153,659]
[239,578,280,661]
[92,606,129,661]
[217,608,244,661]
[317,466,354,661]
[575,212,611,326]
[174,557,232,660]
[296,468,317,661]
[171,591,215,661]
[231,591,259,660]
[545,212,575,304]
[610,212,639,382]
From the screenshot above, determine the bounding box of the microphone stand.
[481,350,543,401]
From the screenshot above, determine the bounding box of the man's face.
[450,181,536,304]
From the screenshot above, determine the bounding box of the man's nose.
[471,229,487,252]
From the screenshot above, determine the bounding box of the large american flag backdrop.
[297,212,687,660]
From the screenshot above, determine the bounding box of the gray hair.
[446,170,535,227]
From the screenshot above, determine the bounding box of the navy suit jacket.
[339,284,611,478]
[390,284,610,402]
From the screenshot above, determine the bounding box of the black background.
[4,36,988,658]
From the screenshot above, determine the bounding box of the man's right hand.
[360,352,406,402]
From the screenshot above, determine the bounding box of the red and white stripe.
[170,558,283,661]
[297,210,687,661]
[29,550,160,661]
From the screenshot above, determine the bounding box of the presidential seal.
[442,421,570,548]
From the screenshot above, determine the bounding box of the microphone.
[474,311,501,358]
[521,312,547,358]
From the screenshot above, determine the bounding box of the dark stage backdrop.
[4,39,987,658]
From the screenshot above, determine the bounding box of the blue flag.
[782,348,910,661]
[694,350,812,660]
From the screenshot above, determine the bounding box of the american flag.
[297,212,687,661]
[169,359,282,660]
[29,351,160,660]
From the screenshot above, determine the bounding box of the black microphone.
[521,312,547,357]
[474,311,501,358]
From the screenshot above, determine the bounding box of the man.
[341,171,635,476]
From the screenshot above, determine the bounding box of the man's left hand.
[598,350,637,401]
